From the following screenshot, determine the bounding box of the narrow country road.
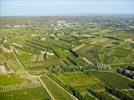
[82,57,93,64]
[72,44,86,51]
[72,44,93,65]
[44,75,78,100]
[38,76,56,100]
[12,46,78,100]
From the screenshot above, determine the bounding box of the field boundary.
[44,75,78,100]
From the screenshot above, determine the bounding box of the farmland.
[85,71,134,89]
[41,75,74,100]
[0,87,50,100]
[0,16,134,100]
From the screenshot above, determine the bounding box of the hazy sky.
[1,0,134,16]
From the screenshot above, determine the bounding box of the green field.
[123,89,134,98]
[54,72,103,99]
[85,71,134,89]
[0,74,30,85]
[0,87,50,100]
[0,16,134,99]
[41,75,73,100]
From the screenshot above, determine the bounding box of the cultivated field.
[0,16,134,100]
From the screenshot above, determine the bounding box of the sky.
[0,0,134,16]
